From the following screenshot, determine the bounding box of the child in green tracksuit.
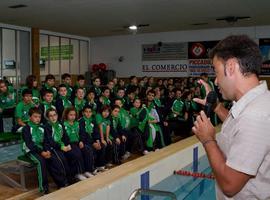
[13,89,35,133]
[73,88,86,118]
[19,75,40,106]
[98,87,111,109]
[144,90,165,154]
[61,73,74,99]
[40,74,58,102]
[22,108,68,194]
[0,80,16,132]
[55,84,72,119]
[38,89,56,125]
[167,88,189,137]
[114,98,131,159]
[62,107,93,180]
[95,105,112,167]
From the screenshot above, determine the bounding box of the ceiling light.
[9,4,27,9]
[129,25,137,30]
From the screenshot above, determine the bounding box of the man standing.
[193,35,270,199]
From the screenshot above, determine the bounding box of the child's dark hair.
[82,105,92,112]
[42,89,53,97]
[58,84,67,89]
[86,89,95,96]
[114,97,123,104]
[45,108,58,118]
[111,105,120,111]
[62,106,77,121]
[102,86,110,93]
[22,88,32,96]
[29,107,42,116]
[77,75,85,81]
[26,75,37,89]
[117,87,125,92]
[61,73,71,80]
[99,105,111,113]
[45,74,55,82]
[76,87,84,93]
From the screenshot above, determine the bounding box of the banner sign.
[188,41,219,76]
[142,60,189,76]
[259,38,270,75]
[40,45,73,61]
[142,42,188,61]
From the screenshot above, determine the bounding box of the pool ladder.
[128,188,177,200]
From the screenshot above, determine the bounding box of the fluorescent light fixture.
[9,4,27,9]
[129,25,137,30]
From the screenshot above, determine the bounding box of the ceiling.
[0,0,270,37]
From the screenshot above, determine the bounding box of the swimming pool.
[149,155,216,200]
[38,136,214,200]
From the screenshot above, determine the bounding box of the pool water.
[150,156,216,200]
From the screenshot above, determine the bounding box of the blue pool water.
[149,156,216,200]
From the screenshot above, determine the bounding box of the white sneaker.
[106,163,114,168]
[92,169,98,175]
[155,148,160,152]
[122,152,131,160]
[75,174,87,181]
[84,172,94,178]
[97,166,107,172]
[143,150,149,155]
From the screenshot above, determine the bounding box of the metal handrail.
[128,188,177,200]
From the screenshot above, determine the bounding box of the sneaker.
[84,172,95,178]
[155,148,160,152]
[97,166,107,172]
[42,186,49,195]
[143,150,149,155]
[106,163,114,168]
[92,168,98,175]
[123,151,131,159]
[75,174,87,181]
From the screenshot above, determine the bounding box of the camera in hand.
[204,91,218,117]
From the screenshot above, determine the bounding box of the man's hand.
[192,111,216,143]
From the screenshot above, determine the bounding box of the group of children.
[0,73,222,194]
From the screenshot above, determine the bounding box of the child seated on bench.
[22,108,69,194]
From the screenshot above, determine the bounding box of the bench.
[16,155,36,190]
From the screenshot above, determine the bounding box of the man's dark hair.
[209,35,262,77]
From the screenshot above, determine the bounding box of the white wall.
[90,25,270,77]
